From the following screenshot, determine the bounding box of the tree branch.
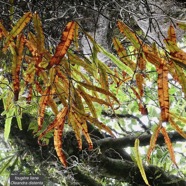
[101,111,149,132]
[95,132,186,150]
[99,155,186,185]
[71,167,102,186]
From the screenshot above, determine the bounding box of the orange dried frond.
[54,119,67,167]
[81,119,93,150]
[24,62,36,84]
[161,127,177,166]
[3,12,32,52]
[169,116,186,139]
[48,98,58,115]
[112,37,136,71]
[37,86,51,131]
[167,25,177,44]
[139,103,148,115]
[164,25,179,53]
[72,111,93,150]
[164,26,186,68]
[138,55,146,71]
[38,107,68,144]
[72,105,115,138]
[25,36,38,57]
[68,110,82,150]
[49,21,76,68]
[131,86,147,115]
[0,22,8,38]
[130,87,141,100]
[167,48,186,71]
[12,34,25,101]
[117,21,141,49]
[73,89,85,112]
[11,51,19,101]
[55,67,69,88]
[157,64,169,122]
[16,34,25,55]
[47,87,58,115]
[170,53,186,69]
[143,45,162,68]
[147,124,161,161]
[136,73,144,97]
[35,81,43,94]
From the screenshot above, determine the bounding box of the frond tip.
[134,139,150,186]
[38,107,68,167]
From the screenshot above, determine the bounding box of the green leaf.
[68,52,95,75]
[177,22,186,31]
[134,139,150,186]
[0,156,14,174]
[98,45,134,77]
[84,30,133,76]
[173,63,186,96]
[15,106,22,130]
[76,81,120,107]
[4,105,15,141]
[77,85,97,118]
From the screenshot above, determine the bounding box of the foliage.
[134,139,150,186]
[0,9,186,185]
[0,12,119,168]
